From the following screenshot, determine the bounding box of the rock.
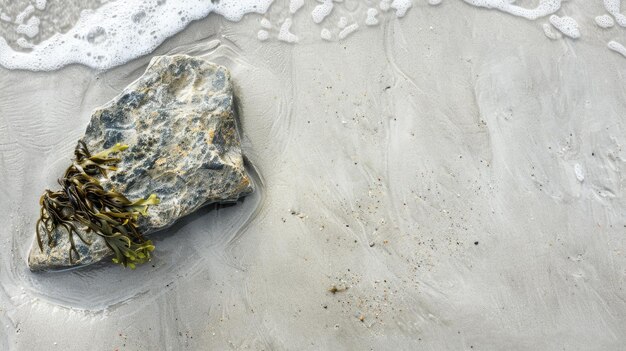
[28,55,254,271]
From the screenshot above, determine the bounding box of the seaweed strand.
[36,141,159,268]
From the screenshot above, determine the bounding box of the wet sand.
[1,2,626,350]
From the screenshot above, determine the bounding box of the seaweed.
[36,141,160,269]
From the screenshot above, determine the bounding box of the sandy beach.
[1,1,626,349]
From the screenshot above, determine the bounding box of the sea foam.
[0,0,273,71]
[1,0,625,71]
[462,0,562,20]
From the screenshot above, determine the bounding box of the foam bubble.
[428,0,443,5]
[311,0,334,24]
[574,164,584,182]
[615,13,626,27]
[257,30,269,41]
[603,0,620,14]
[0,0,273,71]
[16,37,35,49]
[542,23,561,40]
[595,14,615,28]
[0,12,10,23]
[608,40,626,58]
[15,5,35,25]
[338,23,359,40]
[549,15,580,39]
[320,28,332,41]
[391,0,412,18]
[278,18,298,43]
[289,0,304,14]
[16,16,40,38]
[380,0,391,12]
[366,8,380,26]
[34,0,47,11]
[338,17,348,29]
[260,18,272,29]
[463,0,562,20]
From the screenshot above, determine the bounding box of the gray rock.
[28,55,254,271]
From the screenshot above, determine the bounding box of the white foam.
[463,0,561,20]
[320,28,332,41]
[257,29,270,41]
[34,0,47,11]
[603,0,626,26]
[366,8,380,26]
[391,0,412,18]
[595,14,615,28]
[542,23,561,40]
[380,0,391,12]
[289,0,304,14]
[278,18,298,43]
[16,38,35,49]
[608,40,626,58]
[338,17,348,29]
[338,23,359,40]
[311,0,334,24]
[260,18,272,29]
[603,0,620,14]
[15,5,34,25]
[574,164,584,182]
[16,17,40,38]
[2,0,621,71]
[0,10,10,23]
[0,0,273,71]
[549,15,580,39]
[615,13,626,27]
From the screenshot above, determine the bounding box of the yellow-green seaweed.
[36,141,159,268]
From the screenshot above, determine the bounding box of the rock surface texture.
[28,55,254,271]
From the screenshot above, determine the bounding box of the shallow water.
[1,1,626,350]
